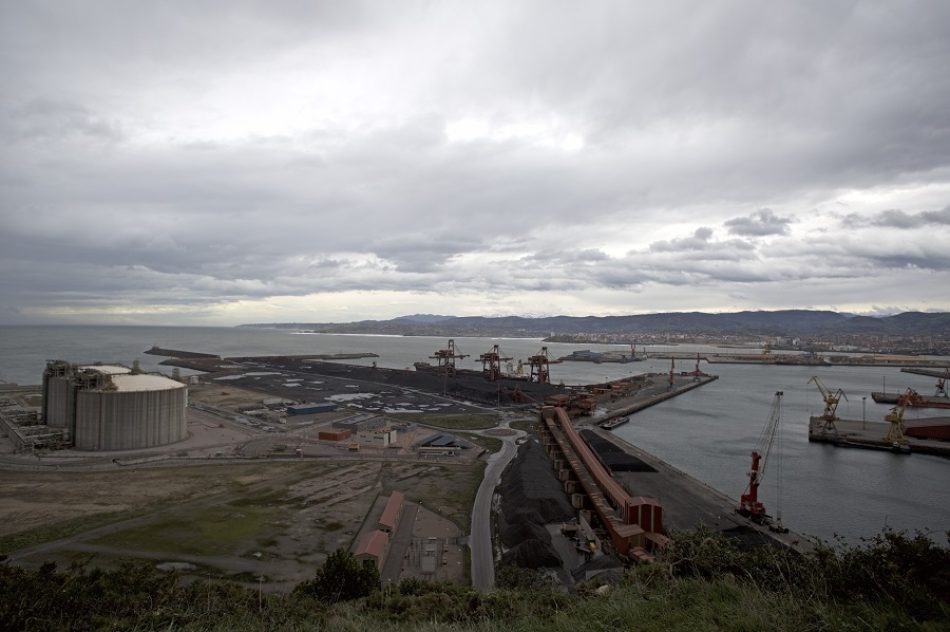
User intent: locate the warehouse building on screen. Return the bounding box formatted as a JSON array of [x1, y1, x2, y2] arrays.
[[377, 491, 405, 534], [287, 402, 337, 415], [42, 361, 188, 451], [333, 413, 385, 433], [354, 529, 388, 571]]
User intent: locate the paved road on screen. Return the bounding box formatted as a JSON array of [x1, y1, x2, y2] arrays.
[[469, 418, 526, 590]]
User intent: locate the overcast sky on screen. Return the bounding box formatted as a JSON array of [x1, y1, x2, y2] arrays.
[[2, 1, 949, 325]]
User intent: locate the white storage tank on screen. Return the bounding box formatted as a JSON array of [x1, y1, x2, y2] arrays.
[[74, 374, 187, 450], [42, 361, 187, 451]]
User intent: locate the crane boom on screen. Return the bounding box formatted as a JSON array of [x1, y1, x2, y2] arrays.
[[809, 376, 846, 431], [884, 388, 912, 447], [738, 391, 783, 524]]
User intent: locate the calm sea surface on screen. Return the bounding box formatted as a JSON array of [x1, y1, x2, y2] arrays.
[[1, 325, 947, 543]]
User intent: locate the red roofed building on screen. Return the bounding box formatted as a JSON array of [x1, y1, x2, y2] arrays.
[[377, 491, 405, 534], [354, 529, 388, 571]]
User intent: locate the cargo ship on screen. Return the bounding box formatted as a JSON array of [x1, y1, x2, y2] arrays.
[[870, 390, 950, 409], [558, 349, 643, 364]]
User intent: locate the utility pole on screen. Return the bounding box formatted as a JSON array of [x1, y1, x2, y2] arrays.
[[862, 396, 867, 430]]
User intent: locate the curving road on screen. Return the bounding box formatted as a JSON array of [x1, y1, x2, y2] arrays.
[[469, 418, 526, 590]]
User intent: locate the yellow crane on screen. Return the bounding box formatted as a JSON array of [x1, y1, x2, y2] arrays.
[[809, 376, 847, 432], [884, 388, 911, 448]]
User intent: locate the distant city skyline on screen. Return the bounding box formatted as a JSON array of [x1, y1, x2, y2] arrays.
[[2, 2, 949, 325]]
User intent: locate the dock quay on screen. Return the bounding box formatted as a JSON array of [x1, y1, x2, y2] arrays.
[[651, 352, 950, 369], [144, 346, 220, 359], [581, 424, 808, 551], [533, 404, 807, 562], [901, 367, 950, 379], [597, 374, 719, 428], [808, 417, 950, 457]]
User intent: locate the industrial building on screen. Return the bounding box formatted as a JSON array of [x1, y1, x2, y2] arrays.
[[377, 491, 405, 534], [354, 529, 389, 571], [358, 428, 398, 448], [287, 402, 337, 415], [333, 413, 385, 433], [42, 361, 188, 451]]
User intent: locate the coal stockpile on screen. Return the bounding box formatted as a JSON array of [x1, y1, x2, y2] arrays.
[[579, 429, 657, 473], [496, 439, 575, 569], [245, 357, 565, 406]]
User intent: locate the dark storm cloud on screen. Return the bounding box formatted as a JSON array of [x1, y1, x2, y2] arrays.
[[724, 209, 793, 236], [1, 1, 949, 321]]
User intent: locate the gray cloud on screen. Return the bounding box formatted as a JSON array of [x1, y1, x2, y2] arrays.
[[1, 1, 949, 322], [725, 209, 793, 236], [870, 206, 950, 229]]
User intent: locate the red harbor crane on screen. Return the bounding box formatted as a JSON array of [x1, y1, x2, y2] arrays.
[[479, 344, 512, 382], [429, 339, 468, 376], [528, 347, 551, 384], [738, 391, 786, 531]]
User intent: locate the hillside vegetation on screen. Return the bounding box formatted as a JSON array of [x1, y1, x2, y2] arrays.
[[242, 310, 950, 338], [1, 529, 947, 631]]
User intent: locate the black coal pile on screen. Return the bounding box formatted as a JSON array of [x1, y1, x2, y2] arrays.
[[497, 439, 575, 569], [501, 539, 561, 568], [580, 429, 657, 472]]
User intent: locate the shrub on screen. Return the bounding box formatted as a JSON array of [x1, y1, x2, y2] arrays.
[[294, 548, 380, 603]]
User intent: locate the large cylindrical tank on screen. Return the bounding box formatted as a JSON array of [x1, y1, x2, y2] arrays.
[[74, 375, 187, 450]]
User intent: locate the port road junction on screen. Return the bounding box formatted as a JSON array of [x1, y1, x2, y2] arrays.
[[1, 349, 805, 592]]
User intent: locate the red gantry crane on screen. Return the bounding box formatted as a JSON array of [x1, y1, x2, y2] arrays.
[[429, 339, 468, 376], [479, 344, 512, 382], [528, 347, 551, 384], [738, 391, 787, 531]]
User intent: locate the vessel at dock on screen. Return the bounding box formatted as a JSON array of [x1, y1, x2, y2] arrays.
[[558, 347, 643, 364], [871, 390, 950, 409], [807, 416, 950, 457], [600, 415, 630, 430]]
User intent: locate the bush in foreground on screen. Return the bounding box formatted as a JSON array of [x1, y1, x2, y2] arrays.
[[0, 529, 946, 631]]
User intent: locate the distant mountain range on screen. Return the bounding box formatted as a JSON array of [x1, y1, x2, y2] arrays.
[[240, 310, 950, 338]]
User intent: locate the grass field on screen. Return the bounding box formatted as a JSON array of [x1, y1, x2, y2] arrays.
[[394, 412, 500, 430], [509, 418, 537, 433], [98, 504, 280, 556], [0, 509, 140, 556]]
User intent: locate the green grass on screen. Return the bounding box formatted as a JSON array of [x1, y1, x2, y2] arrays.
[[97, 505, 278, 556], [440, 461, 485, 531], [508, 418, 537, 433], [0, 509, 141, 555], [394, 413, 500, 430]]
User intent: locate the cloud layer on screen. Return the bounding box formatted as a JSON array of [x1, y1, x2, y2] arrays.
[[1, 1, 949, 324]]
